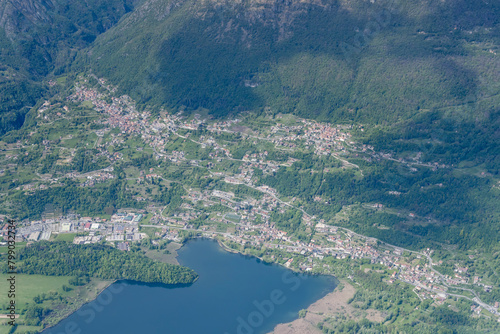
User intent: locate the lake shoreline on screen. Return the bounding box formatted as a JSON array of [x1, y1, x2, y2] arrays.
[[216, 238, 326, 275], [39, 241, 185, 333], [215, 237, 342, 333], [268, 280, 353, 334], [268, 279, 385, 334], [41, 279, 116, 333], [38, 239, 221, 332], [41, 237, 338, 334]]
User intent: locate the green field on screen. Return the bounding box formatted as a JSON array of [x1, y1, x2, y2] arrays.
[[56, 76, 67, 85], [0, 243, 26, 254], [54, 233, 77, 242], [0, 274, 72, 310], [0, 274, 73, 334], [0, 274, 114, 334], [81, 100, 94, 108]]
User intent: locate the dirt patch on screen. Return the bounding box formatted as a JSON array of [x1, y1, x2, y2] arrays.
[[269, 280, 384, 334]]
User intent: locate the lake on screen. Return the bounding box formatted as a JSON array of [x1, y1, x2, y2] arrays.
[[44, 239, 337, 334]]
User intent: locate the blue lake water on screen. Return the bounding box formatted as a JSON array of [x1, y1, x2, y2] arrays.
[[44, 239, 336, 334]]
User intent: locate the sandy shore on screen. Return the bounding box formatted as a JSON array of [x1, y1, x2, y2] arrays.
[[269, 280, 383, 334]]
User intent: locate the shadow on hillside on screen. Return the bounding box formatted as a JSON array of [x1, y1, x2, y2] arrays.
[[133, 0, 499, 120]]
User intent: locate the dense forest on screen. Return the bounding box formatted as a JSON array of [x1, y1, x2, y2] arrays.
[[13, 241, 198, 285], [85, 0, 499, 122], [71, 149, 110, 173], [0, 0, 138, 135], [261, 157, 499, 251]]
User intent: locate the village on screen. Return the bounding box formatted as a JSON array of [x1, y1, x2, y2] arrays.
[[1, 74, 499, 324], [2, 189, 499, 319]]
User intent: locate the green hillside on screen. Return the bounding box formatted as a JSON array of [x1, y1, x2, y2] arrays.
[[0, 0, 139, 135], [84, 0, 500, 122], [0, 1, 498, 332], [74, 0, 500, 179]]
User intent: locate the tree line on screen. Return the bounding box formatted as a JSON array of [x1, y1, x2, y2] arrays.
[[12, 241, 198, 285]]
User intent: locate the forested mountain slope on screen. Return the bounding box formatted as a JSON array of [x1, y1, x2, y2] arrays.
[[75, 0, 500, 173], [84, 0, 500, 121], [0, 0, 140, 134]]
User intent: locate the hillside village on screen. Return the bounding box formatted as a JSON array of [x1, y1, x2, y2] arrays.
[[1, 75, 499, 324]]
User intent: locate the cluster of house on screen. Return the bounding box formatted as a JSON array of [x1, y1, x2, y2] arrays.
[[265, 120, 351, 156], [154, 227, 181, 242], [165, 150, 186, 162], [80, 172, 115, 187], [169, 203, 500, 316], [52, 76, 499, 318], [71, 85, 144, 135], [206, 119, 241, 133], [36, 100, 70, 121], [29, 193, 493, 316], [164, 211, 201, 227], [71, 81, 243, 167]]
